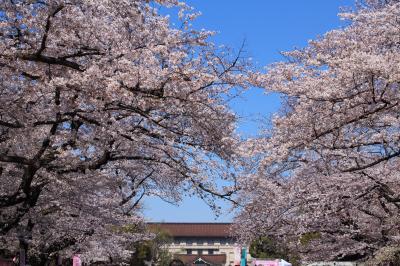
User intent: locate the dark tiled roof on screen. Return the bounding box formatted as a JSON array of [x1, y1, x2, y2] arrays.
[[174, 254, 227, 265], [147, 223, 232, 238]]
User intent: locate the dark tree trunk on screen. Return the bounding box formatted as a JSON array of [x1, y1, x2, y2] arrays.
[[18, 240, 27, 266]]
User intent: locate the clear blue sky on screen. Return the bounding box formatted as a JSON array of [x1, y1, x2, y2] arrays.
[[143, 0, 354, 222]]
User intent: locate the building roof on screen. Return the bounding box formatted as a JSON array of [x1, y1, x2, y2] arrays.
[[174, 254, 227, 265], [147, 223, 232, 238]]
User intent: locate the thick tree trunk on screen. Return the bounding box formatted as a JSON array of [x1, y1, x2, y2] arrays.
[[18, 219, 34, 266], [18, 240, 27, 266]]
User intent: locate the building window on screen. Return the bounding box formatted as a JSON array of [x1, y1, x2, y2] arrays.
[[186, 249, 192, 255], [198, 249, 203, 255], [208, 249, 214, 255]]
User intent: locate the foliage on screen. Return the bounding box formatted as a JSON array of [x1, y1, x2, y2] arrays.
[[249, 237, 285, 259], [130, 227, 172, 266], [235, 0, 400, 262], [249, 237, 300, 266], [0, 0, 253, 262], [299, 232, 321, 246]]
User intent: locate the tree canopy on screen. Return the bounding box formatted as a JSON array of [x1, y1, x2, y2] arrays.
[[2, 0, 400, 264], [0, 0, 251, 262], [235, 0, 400, 262]]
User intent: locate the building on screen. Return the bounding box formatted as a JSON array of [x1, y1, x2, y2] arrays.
[[148, 223, 246, 266]]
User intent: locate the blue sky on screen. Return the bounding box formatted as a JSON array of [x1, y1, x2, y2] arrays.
[[143, 0, 354, 222]]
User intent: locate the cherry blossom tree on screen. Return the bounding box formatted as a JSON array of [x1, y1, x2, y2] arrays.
[[0, 0, 251, 263], [235, 0, 400, 262]]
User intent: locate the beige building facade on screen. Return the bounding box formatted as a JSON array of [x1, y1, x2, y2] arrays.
[[148, 223, 245, 266]]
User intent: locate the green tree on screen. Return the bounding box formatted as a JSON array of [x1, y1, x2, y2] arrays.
[[130, 227, 172, 266], [249, 237, 285, 259], [249, 237, 300, 266]]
